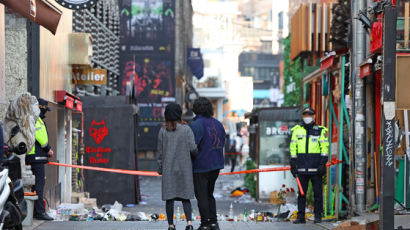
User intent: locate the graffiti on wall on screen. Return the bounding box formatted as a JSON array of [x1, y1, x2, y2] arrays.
[[87, 120, 111, 164]]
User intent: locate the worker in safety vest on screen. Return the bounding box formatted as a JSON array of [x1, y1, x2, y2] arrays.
[[26, 98, 54, 221], [290, 107, 329, 224]]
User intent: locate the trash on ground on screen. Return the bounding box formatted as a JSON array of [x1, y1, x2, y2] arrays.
[[333, 220, 379, 230], [231, 187, 249, 197], [111, 201, 123, 213]]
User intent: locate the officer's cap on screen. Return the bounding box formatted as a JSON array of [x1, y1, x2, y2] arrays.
[[302, 107, 315, 115], [38, 98, 51, 111]]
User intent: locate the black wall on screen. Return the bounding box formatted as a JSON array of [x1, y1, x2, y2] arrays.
[[82, 96, 139, 205]]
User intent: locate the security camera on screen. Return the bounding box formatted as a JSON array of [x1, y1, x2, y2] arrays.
[[356, 10, 372, 30]]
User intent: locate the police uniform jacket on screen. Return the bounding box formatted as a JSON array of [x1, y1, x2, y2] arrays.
[[290, 124, 329, 174], [26, 117, 50, 164]]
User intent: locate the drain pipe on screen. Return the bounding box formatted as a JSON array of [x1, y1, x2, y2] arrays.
[[352, 0, 367, 213]]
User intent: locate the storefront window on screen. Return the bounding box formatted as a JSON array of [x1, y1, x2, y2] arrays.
[[259, 121, 298, 165]]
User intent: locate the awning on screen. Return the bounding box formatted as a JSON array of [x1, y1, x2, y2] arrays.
[[55, 90, 82, 112], [0, 0, 62, 35], [258, 107, 301, 122], [320, 51, 336, 71], [303, 68, 323, 83]]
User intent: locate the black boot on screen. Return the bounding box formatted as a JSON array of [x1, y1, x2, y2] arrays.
[[186, 225, 194, 230], [210, 223, 220, 230], [34, 213, 54, 221], [196, 224, 209, 230], [293, 218, 306, 224], [314, 217, 322, 223], [168, 225, 176, 230]]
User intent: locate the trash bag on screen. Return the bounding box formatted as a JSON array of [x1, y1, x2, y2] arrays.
[[231, 190, 245, 197], [136, 212, 149, 221], [151, 213, 159, 221], [276, 211, 290, 219], [101, 204, 112, 213], [111, 201, 123, 213], [126, 214, 142, 221], [104, 209, 121, 221]]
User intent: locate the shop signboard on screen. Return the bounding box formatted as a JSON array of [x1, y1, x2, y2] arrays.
[[72, 68, 107, 85], [359, 63, 371, 78], [119, 0, 175, 150]]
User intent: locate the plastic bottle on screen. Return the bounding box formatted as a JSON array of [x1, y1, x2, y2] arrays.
[[176, 207, 181, 221], [61, 209, 66, 221], [56, 206, 61, 221], [243, 208, 248, 222], [65, 209, 70, 221], [192, 209, 195, 221], [62, 209, 66, 221], [228, 203, 234, 220]]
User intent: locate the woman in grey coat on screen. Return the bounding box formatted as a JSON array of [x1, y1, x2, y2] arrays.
[[157, 103, 197, 230]]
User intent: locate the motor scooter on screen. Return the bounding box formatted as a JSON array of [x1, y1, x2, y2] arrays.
[[0, 146, 27, 230]]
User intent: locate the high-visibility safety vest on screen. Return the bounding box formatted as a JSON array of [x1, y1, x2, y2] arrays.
[[27, 117, 49, 163], [290, 124, 329, 174]]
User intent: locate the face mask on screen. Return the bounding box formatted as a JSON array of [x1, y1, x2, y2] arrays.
[[40, 108, 47, 119], [303, 117, 313, 124]]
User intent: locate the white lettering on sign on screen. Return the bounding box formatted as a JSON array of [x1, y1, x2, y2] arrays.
[[384, 120, 394, 167], [72, 68, 107, 85], [265, 126, 291, 136]]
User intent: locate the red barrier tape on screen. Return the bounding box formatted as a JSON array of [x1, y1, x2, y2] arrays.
[[48, 159, 343, 177], [48, 162, 161, 176]]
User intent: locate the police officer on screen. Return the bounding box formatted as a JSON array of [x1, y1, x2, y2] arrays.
[[26, 98, 54, 221], [290, 107, 329, 224]]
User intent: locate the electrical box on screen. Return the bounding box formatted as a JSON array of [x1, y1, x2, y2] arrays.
[[69, 33, 92, 66], [396, 55, 410, 110]]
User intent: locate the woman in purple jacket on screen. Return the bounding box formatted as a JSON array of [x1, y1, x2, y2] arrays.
[[189, 97, 225, 230]]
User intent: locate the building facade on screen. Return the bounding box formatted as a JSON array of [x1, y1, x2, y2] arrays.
[[239, 52, 282, 108], [288, 0, 410, 218], [192, 0, 241, 121]]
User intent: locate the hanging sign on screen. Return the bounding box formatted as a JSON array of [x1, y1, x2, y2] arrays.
[[359, 63, 371, 78], [72, 68, 107, 85], [187, 48, 204, 79], [54, 0, 98, 10]]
